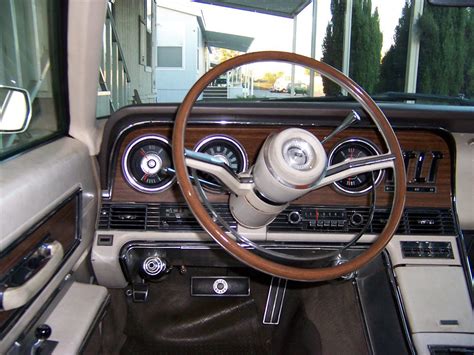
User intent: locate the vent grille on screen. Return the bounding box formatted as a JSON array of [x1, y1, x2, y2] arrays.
[[99, 204, 147, 230], [99, 203, 457, 236], [405, 209, 456, 235], [98, 203, 236, 231]]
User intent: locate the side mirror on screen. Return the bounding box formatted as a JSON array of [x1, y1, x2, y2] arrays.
[[0, 86, 32, 134]]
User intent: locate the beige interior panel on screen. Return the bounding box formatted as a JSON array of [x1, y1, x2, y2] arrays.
[[453, 133, 474, 230], [45, 282, 108, 354], [395, 265, 474, 333]]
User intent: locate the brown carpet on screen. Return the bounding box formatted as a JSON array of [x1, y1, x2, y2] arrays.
[[98, 267, 368, 355]]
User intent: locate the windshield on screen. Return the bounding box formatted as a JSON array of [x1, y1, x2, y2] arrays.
[[96, 0, 473, 115]]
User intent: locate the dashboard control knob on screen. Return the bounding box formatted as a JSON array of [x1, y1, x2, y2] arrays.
[[141, 256, 168, 279], [350, 213, 364, 226], [213, 279, 229, 295], [288, 211, 302, 224], [31, 324, 52, 355], [35, 324, 51, 340]]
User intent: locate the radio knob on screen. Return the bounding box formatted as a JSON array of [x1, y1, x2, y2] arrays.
[[350, 213, 364, 226], [288, 211, 302, 224]]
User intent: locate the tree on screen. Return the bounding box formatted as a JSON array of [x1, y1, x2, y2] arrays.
[[262, 71, 284, 85], [464, 10, 474, 98], [378, 2, 410, 92], [417, 4, 467, 96], [322, 0, 383, 95], [379, 1, 473, 98], [215, 48, 241, 64]]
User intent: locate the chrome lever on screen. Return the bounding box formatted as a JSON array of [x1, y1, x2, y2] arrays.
[[321, 110, 361, 144]]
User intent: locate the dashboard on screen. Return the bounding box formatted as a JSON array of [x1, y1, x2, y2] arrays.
[[97, 103, 457, 240], [90, 102, 474, 355]]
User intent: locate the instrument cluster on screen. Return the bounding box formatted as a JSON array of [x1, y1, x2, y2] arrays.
[[121, 133, 385, 196]]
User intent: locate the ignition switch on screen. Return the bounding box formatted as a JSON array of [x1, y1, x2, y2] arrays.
[[140, 256, 169, 280]]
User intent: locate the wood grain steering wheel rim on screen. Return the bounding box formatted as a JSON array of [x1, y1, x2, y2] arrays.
[[172, 51, 406, 282]]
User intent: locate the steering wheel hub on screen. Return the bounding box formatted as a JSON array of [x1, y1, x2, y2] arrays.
[[282, 138, 316, 171]]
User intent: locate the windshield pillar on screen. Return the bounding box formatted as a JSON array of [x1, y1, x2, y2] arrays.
[[291, 16, 298, 96], [308, 0, 319, 96], [404, 0, 424, 93], [341, 0, 353, 96]]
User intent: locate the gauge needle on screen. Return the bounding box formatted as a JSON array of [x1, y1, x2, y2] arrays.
[[140, 148, 151, 160], [141, 173, 149, 181]]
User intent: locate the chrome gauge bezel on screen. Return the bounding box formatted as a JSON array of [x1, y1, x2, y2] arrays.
[[194, 134, 248, 193], [122, 134, 176, 193], [328, 138, 385, 195]]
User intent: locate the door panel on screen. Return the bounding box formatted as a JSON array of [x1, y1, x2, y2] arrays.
[[0, 137, 98, 352]]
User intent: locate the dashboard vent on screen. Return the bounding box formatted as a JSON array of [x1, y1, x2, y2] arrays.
[[98, 203, 236, 231], [99, 204, 147, 230], [405, 209, 456, 235]]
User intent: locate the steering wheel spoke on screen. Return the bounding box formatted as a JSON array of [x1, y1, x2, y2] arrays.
[[315, 153, 395, 189], [185, 149, 253, 195]]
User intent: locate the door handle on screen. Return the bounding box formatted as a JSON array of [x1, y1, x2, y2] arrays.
[[1, 241, 64, 311]]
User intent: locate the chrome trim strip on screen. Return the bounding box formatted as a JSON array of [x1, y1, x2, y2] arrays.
[[414, 151, 425, 182], [383, 253, 417, 354]]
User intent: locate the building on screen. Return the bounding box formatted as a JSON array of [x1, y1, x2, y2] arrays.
[[96, 0, 254, 115], [155, 1, 253, 103], [97, 0, 157, 117]]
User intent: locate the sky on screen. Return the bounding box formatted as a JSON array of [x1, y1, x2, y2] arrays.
[[173, 0, 407, 79]]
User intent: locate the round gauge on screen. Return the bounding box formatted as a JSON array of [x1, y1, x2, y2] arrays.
[[194, 135, 248, 193], [122, 135, 176, 193], [328, 138, 384, 195]]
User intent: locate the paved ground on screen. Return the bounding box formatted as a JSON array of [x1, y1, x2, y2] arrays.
[[252, 89, 307, 99]]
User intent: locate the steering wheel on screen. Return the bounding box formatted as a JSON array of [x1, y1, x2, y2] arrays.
[[172, 51, 406, 282]]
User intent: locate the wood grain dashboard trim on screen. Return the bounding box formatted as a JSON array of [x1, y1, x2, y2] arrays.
[[98, 103, 473, 190], [109, 125, 452, 208]]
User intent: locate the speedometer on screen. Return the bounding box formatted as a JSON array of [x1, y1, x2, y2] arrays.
[[122, 135, 175, 193], [328, 138, 384, 195], [194, 135, 248, 193]]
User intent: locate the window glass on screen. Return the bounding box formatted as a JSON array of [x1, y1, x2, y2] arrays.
[[96, 0, 473, 112], [0, 0, 63, 159], [157, 47, 183, 68]]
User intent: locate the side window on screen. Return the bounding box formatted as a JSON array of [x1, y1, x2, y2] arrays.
[[0, 0, 65, 160]]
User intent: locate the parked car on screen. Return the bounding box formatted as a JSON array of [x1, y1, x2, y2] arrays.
[[272, 77, 290, 92], [0, 0, 473, 354], [287, 82, 309, 95]]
